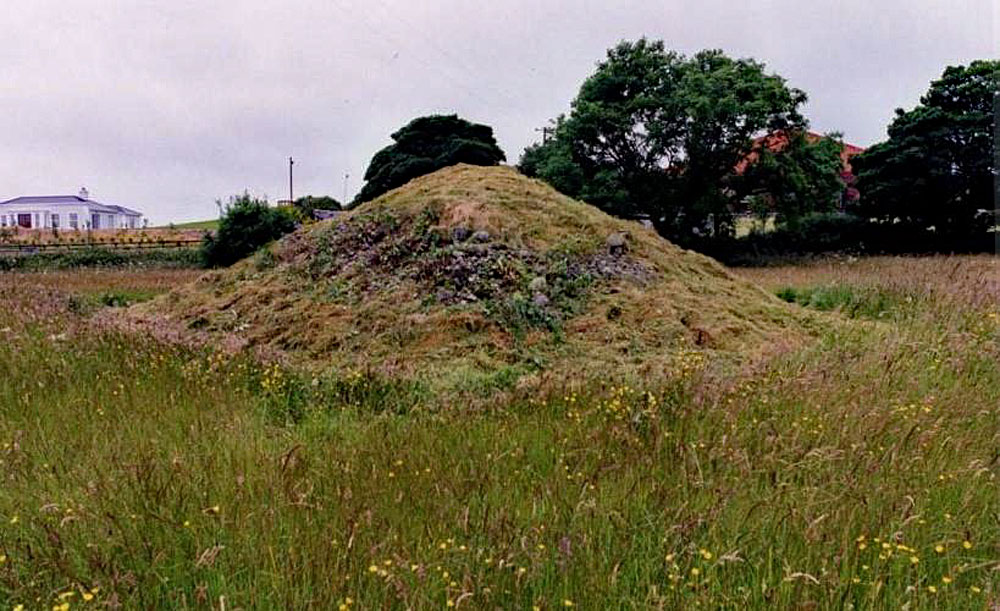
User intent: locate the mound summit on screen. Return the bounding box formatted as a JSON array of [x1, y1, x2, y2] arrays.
[[128, 165, 813, 393]]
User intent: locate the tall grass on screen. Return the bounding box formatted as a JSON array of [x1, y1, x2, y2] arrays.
[[0, 257, 998, 609]]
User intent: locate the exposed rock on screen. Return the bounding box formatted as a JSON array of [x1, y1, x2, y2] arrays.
[[528, 276, 548, 293], [471, 230, 491, 243], [451, 226, 471, 242], [606, 231, 629, 256]]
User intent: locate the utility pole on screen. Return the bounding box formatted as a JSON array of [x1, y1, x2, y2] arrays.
[[535, 126, 553, 144], [288, 156, 294, 204], [343, 173, 350, 204]]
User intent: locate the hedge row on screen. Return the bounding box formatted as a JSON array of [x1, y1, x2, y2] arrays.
[[696, 214, 997, 266], [0, 247, 202, 271]]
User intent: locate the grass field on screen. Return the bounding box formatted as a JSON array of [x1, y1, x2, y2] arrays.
[[161, 220, 220, 231], [0, 256, 998, 609]]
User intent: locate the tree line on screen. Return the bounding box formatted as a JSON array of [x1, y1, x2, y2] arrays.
[[205, 40, 998, 267]]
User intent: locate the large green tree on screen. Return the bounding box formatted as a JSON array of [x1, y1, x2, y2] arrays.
[[741, 131, 846, 230], [852, 60, 998, 238], [355, 114, 506, 204], [519, 40, 835, 242]]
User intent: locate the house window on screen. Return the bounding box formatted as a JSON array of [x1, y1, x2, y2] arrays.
[[69, 213, 78, 229], [51, 213, 60, 229]]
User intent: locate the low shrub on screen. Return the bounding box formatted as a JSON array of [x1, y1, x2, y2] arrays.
[[775, 284, 915, 319], [200, 193, 298, 268]]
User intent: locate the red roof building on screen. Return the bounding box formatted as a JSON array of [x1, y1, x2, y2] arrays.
[[736, 131, 864, 173], [736, 130, 866, 203]]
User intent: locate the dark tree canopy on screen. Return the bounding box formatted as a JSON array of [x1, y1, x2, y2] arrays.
[[201, 193, 298, 268], [355, 114, 506, 204], [852, 60, 999, 238], [518, 39, 837, 243]]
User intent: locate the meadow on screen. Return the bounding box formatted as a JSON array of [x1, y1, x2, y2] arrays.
[[0, 256, 997, 609]]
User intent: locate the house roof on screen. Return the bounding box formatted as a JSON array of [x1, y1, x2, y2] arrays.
[[0, 195, 142, 216], [735, 130, 866, 175]]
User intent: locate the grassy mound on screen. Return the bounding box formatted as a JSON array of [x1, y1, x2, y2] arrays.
[[126, 165, 816, 395]]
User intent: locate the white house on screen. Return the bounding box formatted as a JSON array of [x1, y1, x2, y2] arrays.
[[0, 189, 144, 230]]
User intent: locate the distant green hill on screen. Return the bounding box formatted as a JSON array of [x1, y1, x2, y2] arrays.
[[157, 219, 219, 231]]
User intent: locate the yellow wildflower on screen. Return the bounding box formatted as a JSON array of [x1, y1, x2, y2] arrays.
[[934, 544, 945, 554], [962, 540, 972, 549]]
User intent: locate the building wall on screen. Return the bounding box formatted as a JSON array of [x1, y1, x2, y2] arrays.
[[0, 204, 141, 229]]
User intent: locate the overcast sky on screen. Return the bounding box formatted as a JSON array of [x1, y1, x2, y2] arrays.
[[1, 0, 995, 224]]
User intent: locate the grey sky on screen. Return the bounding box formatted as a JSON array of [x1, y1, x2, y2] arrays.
[[1, 0, 995, 224]]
